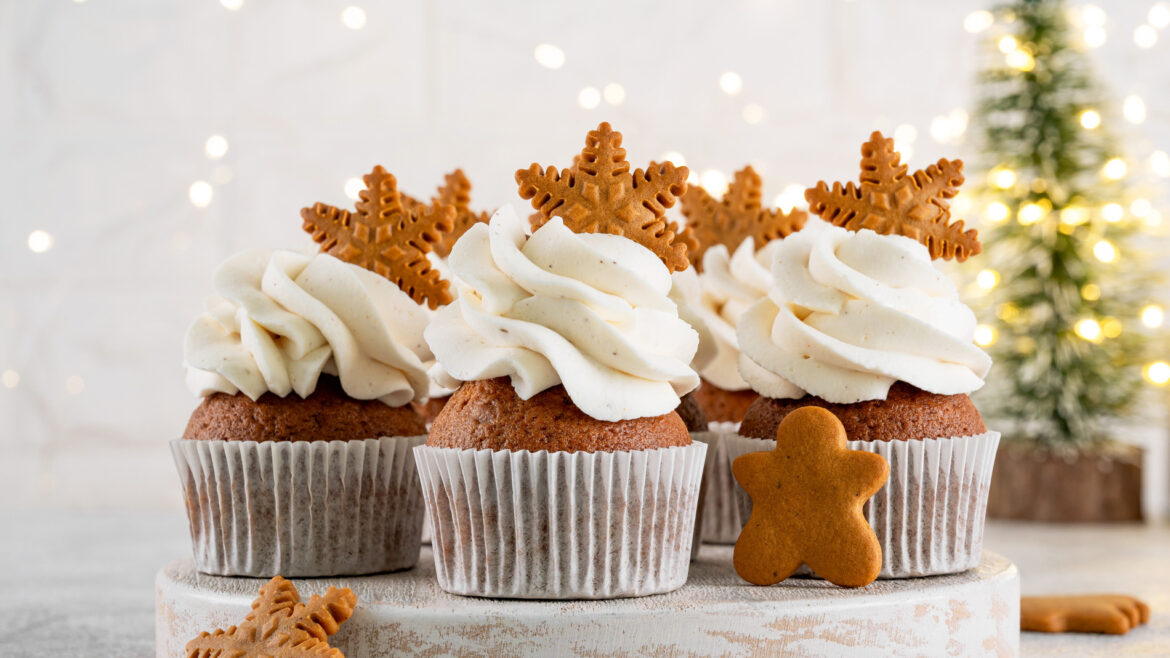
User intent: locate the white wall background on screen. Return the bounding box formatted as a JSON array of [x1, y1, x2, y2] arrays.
[[2, 0, 1169, 510]]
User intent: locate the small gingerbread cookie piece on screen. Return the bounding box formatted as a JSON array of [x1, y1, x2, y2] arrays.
[[186, 575, 357, 657], [732, 406, 889, 588], [1021, 594, 1151, 635]]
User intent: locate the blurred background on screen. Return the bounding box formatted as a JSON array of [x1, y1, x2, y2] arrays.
[[1, 0, 1169, 518]]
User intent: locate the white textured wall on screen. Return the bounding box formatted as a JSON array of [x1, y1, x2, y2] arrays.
[[2, 0, 1168, 509]]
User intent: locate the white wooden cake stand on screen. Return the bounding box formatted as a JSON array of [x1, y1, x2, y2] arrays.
[[156, 546, 1020, 657]]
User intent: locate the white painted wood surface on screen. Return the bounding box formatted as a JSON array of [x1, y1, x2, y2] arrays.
[[156, 547, 1020, 657]]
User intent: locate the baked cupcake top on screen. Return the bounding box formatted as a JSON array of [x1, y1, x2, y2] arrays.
[[737, 132, 990, 404], [426, 205, 700, 421], [184, 249, 433, 407], [426, 122, 703, 422]]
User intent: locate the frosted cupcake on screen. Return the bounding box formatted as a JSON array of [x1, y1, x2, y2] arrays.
[[727, 132, 998, 578], [676, 166, 807, 544], [173, 166, 454, 577], [416, 123, 707, 599]]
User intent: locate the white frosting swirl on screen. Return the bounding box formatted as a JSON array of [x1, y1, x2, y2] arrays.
[[737, 223, 991, 403], [184, 249, 432, 407], [686, 237, 784, 390], [668, 267, 716, 373], [425, 205, 700, 421]]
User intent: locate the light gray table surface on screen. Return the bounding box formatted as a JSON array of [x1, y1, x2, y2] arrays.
[[0, 510, 1167, 657]]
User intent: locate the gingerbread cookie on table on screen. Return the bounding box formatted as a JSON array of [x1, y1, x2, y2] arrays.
[[1021, 594, 1150, 635]]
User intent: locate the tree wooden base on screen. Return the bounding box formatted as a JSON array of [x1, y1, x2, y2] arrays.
[[987, 442, 1143, 522]]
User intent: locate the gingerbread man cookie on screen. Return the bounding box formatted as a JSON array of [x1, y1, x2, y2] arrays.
[[1021, 594, 1150, 635], [732, 406, 889, 588]]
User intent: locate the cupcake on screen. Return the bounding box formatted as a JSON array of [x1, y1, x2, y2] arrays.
[[726, 132, 997, 578], [676, 166, 807, 544], [415, 123, 707, 599], [173, 166, 454, 577]]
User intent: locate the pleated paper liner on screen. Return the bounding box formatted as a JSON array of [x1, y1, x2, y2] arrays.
[[171, 435, 427, 577], [415, 442, 707, 599], [689, 429, 719, 559], [699, 422, 743, 545], [724, 431, 1000, 579]]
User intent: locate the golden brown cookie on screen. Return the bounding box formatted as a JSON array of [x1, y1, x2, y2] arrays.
[[732, 406, 889, 588], [183, 376, 426, 442], [427, 377, 690, 452], [740, 382, 986, 443], [680, 165, 807, 269], [805, 131, 980, 261], [186, 575, 357, 657], [301, 165, 455, 309], [516, 122, 695, 272], [1021, 594, 1151, 635], [404, 169, 491, 258]]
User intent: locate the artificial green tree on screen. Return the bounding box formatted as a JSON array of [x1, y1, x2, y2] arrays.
[[970, 0, 1161, 447]]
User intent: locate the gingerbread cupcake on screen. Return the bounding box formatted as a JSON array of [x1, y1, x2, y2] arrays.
[[173, 166, 454, 577], [725, 132, 998, 578], [674, 166, 807, 545], [415, 123, 707, 599]]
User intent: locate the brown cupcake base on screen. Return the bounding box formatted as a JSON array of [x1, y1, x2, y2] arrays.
[[739, 382, 986, 442], [692, 380, 758, 423], [183, 376, 426, 442], [427, 378, 690, 452]]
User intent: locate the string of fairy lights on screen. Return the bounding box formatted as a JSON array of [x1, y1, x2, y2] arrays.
[[7, 2, 1168, 394], [962, 3, 1170, 387]]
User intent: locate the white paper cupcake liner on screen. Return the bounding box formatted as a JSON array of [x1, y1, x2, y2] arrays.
[[699, 422, 742, 545], [688, 430, 718, 559], [414, 442, 707, 599], [171, 435, 427, 577], [724, 431, 1000, 579]]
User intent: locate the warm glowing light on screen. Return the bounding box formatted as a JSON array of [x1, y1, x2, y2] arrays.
[[965, 10, 994, 33], [991, 167, 1017, 189], [1082, 4, 1107, 26], [1145, 209, 1164, 228], [1142, 304, 1165, 328], [1081, 283, 1102, 301], [1060, 206, 1090, 225], [340, 6, 366, 30], [27, 230, 53, 254], [1146, 361, 1170, 385], [1079, 109, 1101, 129], [204, 134, 229, 159], [977, 269, 1001, 290], [1075, 318, 1102, 341], [344, 177, 364, 201], [701, 169, 729, 197], [719, 72, 743, 96], [998, 35, 1018, 53], [1093, 239, 1117, 262], [894, 124, 918, 145], [660, 151, 686, 167], [1102, 317, 1123, 338], [742, 103, 765, 125], [603, 83, 625, 106], [65, 375, 85, 395], [774, 184, 806, 213], [577, 86, 600, 109], [1018, 202, 1048, 225], [220, 0, 242, 10], [1151, 151, 1170, 177], [1131, 198, 1152, 218], [974, 325, 998, 347], [1102, 202, 1124, 222], [189, 181, 213, 208], [998, 303, 1021, 322], [1083, 25, 1107, 48], [1151, 3, 1170, 29], [1135, 24, 1158, 48], [1, 370, 18, 388], [1102, 158, 1127, 180], [1006, 49, 1035, 71], [985, 201, 1010, 223], [533, 44, 565, 69], [1123, 95, 1147, 124], [686, 169, 699, 186]]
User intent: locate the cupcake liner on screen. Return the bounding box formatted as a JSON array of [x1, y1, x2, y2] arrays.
[[688, 430, 719, 560], [724, 431, 1000, 578], [699, 422, 743, 545], [414, 442, 707, 599], [171, 435, 427, 577]]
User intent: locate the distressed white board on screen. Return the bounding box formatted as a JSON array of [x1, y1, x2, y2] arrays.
[[156, 547, 1020, 657]]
